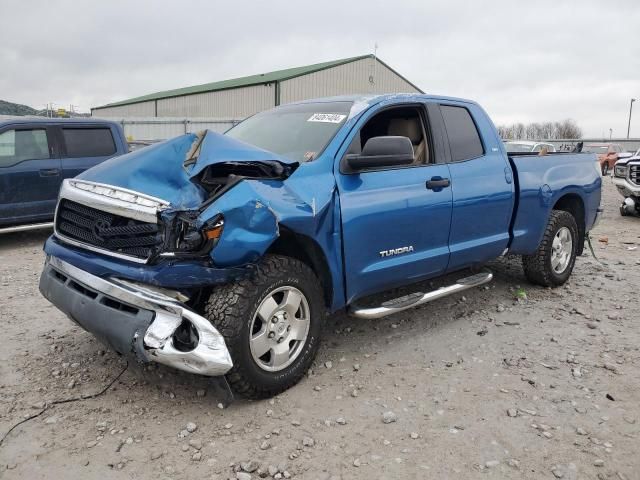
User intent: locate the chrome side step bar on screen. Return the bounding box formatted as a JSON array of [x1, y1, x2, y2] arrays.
[[349, 271, 493, 319], [0, 222, 54, 234]]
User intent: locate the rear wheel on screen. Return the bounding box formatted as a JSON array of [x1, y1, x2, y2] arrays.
[[522, 210, 578, 287], [204, 255, 324, 399]]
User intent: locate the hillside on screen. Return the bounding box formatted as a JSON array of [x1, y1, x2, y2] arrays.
[[0, 99, 39, 116]]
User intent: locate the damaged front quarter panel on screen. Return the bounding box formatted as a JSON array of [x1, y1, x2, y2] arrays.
[[186, 133, 342, 304], [197, 181, 282, 266], [163, 132, 298, 263]]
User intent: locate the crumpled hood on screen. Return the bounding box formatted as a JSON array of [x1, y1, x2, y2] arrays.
[[78, 130, 296, 209]]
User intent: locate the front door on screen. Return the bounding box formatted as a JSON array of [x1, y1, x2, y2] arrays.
[[0, 126, 62, 226], [336, 104, 453, 303]]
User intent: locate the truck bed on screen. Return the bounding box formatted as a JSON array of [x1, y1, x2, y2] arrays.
[[507, 152, 601, 255]]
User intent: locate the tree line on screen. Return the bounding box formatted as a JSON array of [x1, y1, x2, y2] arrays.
[[497, 119, 582, 140]]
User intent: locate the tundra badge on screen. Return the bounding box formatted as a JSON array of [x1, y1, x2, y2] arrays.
[[379, 246, 414, 257]]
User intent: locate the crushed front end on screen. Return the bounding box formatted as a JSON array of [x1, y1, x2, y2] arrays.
[[38, 130, 298, 377], [40, 255, 233, 376], [39, 178, 236, 375]]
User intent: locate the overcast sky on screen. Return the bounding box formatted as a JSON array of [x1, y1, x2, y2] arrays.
[[2, 0, 639, 137]]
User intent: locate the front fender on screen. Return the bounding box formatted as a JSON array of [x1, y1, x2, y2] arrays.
[[199, 181, 281, 266], [196, 169, 347, 311]]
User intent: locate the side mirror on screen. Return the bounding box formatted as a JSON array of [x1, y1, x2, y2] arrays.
[[345, 136, 414, 171]]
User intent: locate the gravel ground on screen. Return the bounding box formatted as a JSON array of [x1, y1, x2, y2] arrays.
[[0, 179, 638, 480]]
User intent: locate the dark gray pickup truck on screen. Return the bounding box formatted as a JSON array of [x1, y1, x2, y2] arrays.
[[0, 118, 127, 233]]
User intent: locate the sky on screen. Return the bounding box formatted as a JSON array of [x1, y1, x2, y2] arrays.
[[1, 0, 639, 137]]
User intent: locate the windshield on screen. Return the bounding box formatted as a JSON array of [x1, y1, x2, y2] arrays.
[[504, 142, 534, 153], [582, 145, 609, 154], [225, 101, 353, 162]]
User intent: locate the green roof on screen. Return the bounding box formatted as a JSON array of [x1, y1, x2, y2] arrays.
[[94, 55, 421, 109]]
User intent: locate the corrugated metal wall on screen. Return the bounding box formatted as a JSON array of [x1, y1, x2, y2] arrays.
[[90, 117, 240, 141], [92, 100, 156, 117], [92, 60, 418, 119], [279, 58, 419, 104], [156, 84, 275, 117]]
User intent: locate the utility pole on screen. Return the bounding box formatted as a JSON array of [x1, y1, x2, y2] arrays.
[[369, 43, 378, 93], [373, 42, 378, 90], [609, 128, 612, 140], [628, 98, 636, 139]]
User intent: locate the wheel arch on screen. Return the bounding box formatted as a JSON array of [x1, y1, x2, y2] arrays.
[[553, 193, 585, 255], [266, 228, 333, 308]]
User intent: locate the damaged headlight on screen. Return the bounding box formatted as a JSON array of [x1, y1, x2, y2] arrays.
[[161, 214, 224, 258], [614, 164, 628, 178]]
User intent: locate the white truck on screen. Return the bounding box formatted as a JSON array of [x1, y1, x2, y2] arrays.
[[613, 148, 640, 216]]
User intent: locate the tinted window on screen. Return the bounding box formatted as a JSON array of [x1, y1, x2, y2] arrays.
[[62, 128, 116, 158], [0, 129, 50, 167], [441, 105, 484, 161]]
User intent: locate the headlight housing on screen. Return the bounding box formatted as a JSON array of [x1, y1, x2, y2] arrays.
[[160, 214, 224, 259], [614, 164, 627, 178]]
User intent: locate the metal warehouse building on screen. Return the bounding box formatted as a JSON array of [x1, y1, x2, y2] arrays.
[[91, 55, 422, 120]]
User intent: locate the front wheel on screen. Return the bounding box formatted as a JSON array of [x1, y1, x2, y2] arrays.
[[204, 255, 325, 399], [522, 210, 579, 287], [620, 204, 628, 216]]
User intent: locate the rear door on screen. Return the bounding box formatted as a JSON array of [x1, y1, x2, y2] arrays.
[[436, 103, 515, 271], [0, 125, 62, 226], [336, 102, 453, 303], [58, 125, 119, 179]]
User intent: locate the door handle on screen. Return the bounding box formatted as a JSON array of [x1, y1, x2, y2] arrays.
[[426, 177, 450, 190], [39, 168, 60, 177]]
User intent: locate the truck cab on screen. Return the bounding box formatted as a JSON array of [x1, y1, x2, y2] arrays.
[[321, 97, 515, 301], [0, 118, 127, 232]]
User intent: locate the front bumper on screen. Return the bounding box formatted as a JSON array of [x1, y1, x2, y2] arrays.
[[39, 256, 233, 376], [612, 176, 640, 198], [43, 235, 249, 290]]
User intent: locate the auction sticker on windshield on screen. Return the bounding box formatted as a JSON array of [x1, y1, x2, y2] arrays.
[[307, 113, 347, 123]]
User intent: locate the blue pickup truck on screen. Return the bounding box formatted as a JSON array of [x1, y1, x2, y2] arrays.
[[38, 94, 602, 398], [0, 118, 127, 232]]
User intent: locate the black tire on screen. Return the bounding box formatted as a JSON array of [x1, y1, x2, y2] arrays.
[[522, 210, 579, 287], [620, 204, 628, 216], [204, 255, 324, 399]]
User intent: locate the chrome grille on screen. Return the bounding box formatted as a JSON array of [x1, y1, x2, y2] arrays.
[[56, 199, 162, 260], [630, 165, 640, 185]]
